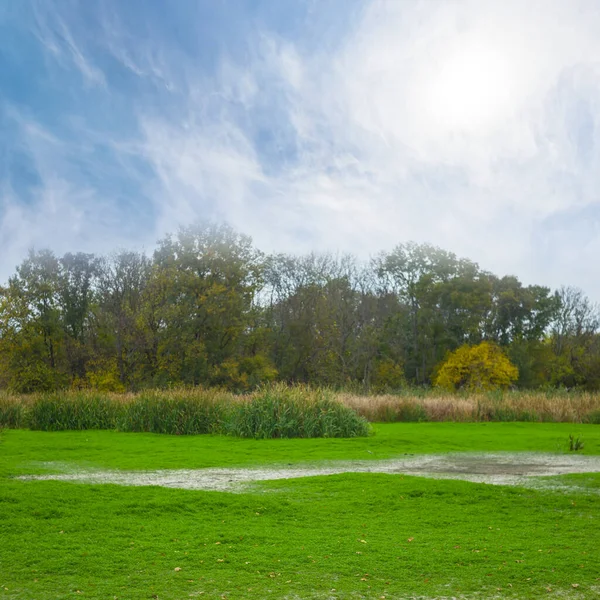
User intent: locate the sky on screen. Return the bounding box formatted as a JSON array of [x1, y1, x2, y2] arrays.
[[1, 0, 600, 298]]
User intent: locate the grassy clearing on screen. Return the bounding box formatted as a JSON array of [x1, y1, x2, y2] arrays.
[[1, 424, 600, 599], [3, 423, 600, 476]]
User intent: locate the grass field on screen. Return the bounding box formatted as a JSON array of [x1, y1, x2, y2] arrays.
[[2, 423, 600, 599]]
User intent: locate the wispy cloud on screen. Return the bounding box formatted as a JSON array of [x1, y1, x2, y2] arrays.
[[30, 1, 105, 87], [2, 0, 600, 298]]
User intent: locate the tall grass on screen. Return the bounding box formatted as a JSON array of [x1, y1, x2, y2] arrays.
[[0, 392, 27, 428], [0, 386, 370, 438], [228, 385, 370, 439], [29, 393, 119, 431], [339, 390, 600, 423], [118, 389, 229, 435], [2, 387, 600, 436]]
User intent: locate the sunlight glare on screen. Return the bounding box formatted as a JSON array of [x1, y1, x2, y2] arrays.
[[425, 39, 516, 134]]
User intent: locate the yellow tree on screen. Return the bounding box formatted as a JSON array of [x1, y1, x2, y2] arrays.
[[434, 341, 518, 392]]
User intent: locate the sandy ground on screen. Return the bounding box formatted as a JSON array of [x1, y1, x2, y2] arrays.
[[16, 452, 600, 492]]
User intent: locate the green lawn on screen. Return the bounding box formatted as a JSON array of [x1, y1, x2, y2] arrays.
[[1, 424, 600, 599]]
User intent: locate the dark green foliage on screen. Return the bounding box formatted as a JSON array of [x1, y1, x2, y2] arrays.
[[227, 385, 371, 438], [0, 397, 25, 428], [118, 393, 226, 435], [585, 410, 600, 424], [14, 387, 370, 438], [29, 393, 119, 431], [569, 434, 585, 451], [1, 223, 599, 393]]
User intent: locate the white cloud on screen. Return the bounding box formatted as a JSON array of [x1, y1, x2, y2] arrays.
[[30, 2, 105, 87], [4, 0, 600, 300], [131, 1, 599, 295]]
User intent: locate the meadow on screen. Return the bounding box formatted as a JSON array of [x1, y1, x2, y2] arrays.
[[2, 388, 600, 598], [1, 421, 600, 599]]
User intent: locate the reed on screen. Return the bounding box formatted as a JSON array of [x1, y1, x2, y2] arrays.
[[2, 387, 600, 435], [229, 384, 371, 439], [338, 389, 600, 423], [28, 391, 120, 431], [0, 391, 28, 428], [118, 389, 231, 435]]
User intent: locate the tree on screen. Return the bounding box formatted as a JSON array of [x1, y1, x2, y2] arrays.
[[95, 251, 150, 388], [151, 223, 265, 387], [434, 342, 518, 392], [547, 287, 600, 389], [59, 252, 100, 382]]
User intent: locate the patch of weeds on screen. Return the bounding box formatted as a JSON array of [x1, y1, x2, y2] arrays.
[[569, 434, 585, 451]]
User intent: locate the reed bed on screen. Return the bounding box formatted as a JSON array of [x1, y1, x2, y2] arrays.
[[0, 385, 369, 438], [228, 386, 370, 439], [338, 390, 600, 423], [1, 387, 599, 437]]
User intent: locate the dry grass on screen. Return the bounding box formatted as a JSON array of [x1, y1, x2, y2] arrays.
[[2, 387, 600, 428], [338, 390, 600, 423]]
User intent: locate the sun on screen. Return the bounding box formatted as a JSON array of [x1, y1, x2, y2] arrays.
[[424, 37, 516, 135]]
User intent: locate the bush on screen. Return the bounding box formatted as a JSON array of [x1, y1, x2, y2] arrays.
[[228, 384, 371, 439]]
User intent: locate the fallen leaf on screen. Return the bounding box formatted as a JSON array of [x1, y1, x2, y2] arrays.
[[408, 538, 414, 543], [174, 567, 182, 572], [572, 584, 580, 588]]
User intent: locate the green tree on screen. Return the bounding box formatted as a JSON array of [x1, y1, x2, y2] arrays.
[[151, 223, 264, 387], [0, 250, 66, 391]]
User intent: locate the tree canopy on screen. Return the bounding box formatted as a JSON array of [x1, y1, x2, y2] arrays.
[[434, 342, 519, 392], [0, 222, 598, 392]]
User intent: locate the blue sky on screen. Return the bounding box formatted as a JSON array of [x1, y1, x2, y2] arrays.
[[2, 0, 600, 299]]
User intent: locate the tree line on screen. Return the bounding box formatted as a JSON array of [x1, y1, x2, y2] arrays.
[[0, 222, 598, 393]]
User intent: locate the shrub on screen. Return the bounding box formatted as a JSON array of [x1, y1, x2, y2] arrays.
[[371, 359, 407, 393], [435, 342, 519, 392], [228, 384, 370, 439]]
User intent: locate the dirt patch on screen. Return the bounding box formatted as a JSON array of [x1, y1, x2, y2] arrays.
[[16, 452, 600, 492]]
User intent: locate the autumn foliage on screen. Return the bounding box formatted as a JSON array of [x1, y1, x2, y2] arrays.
[[0, 223, 598, 392], [434, 342, 519, 392]]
